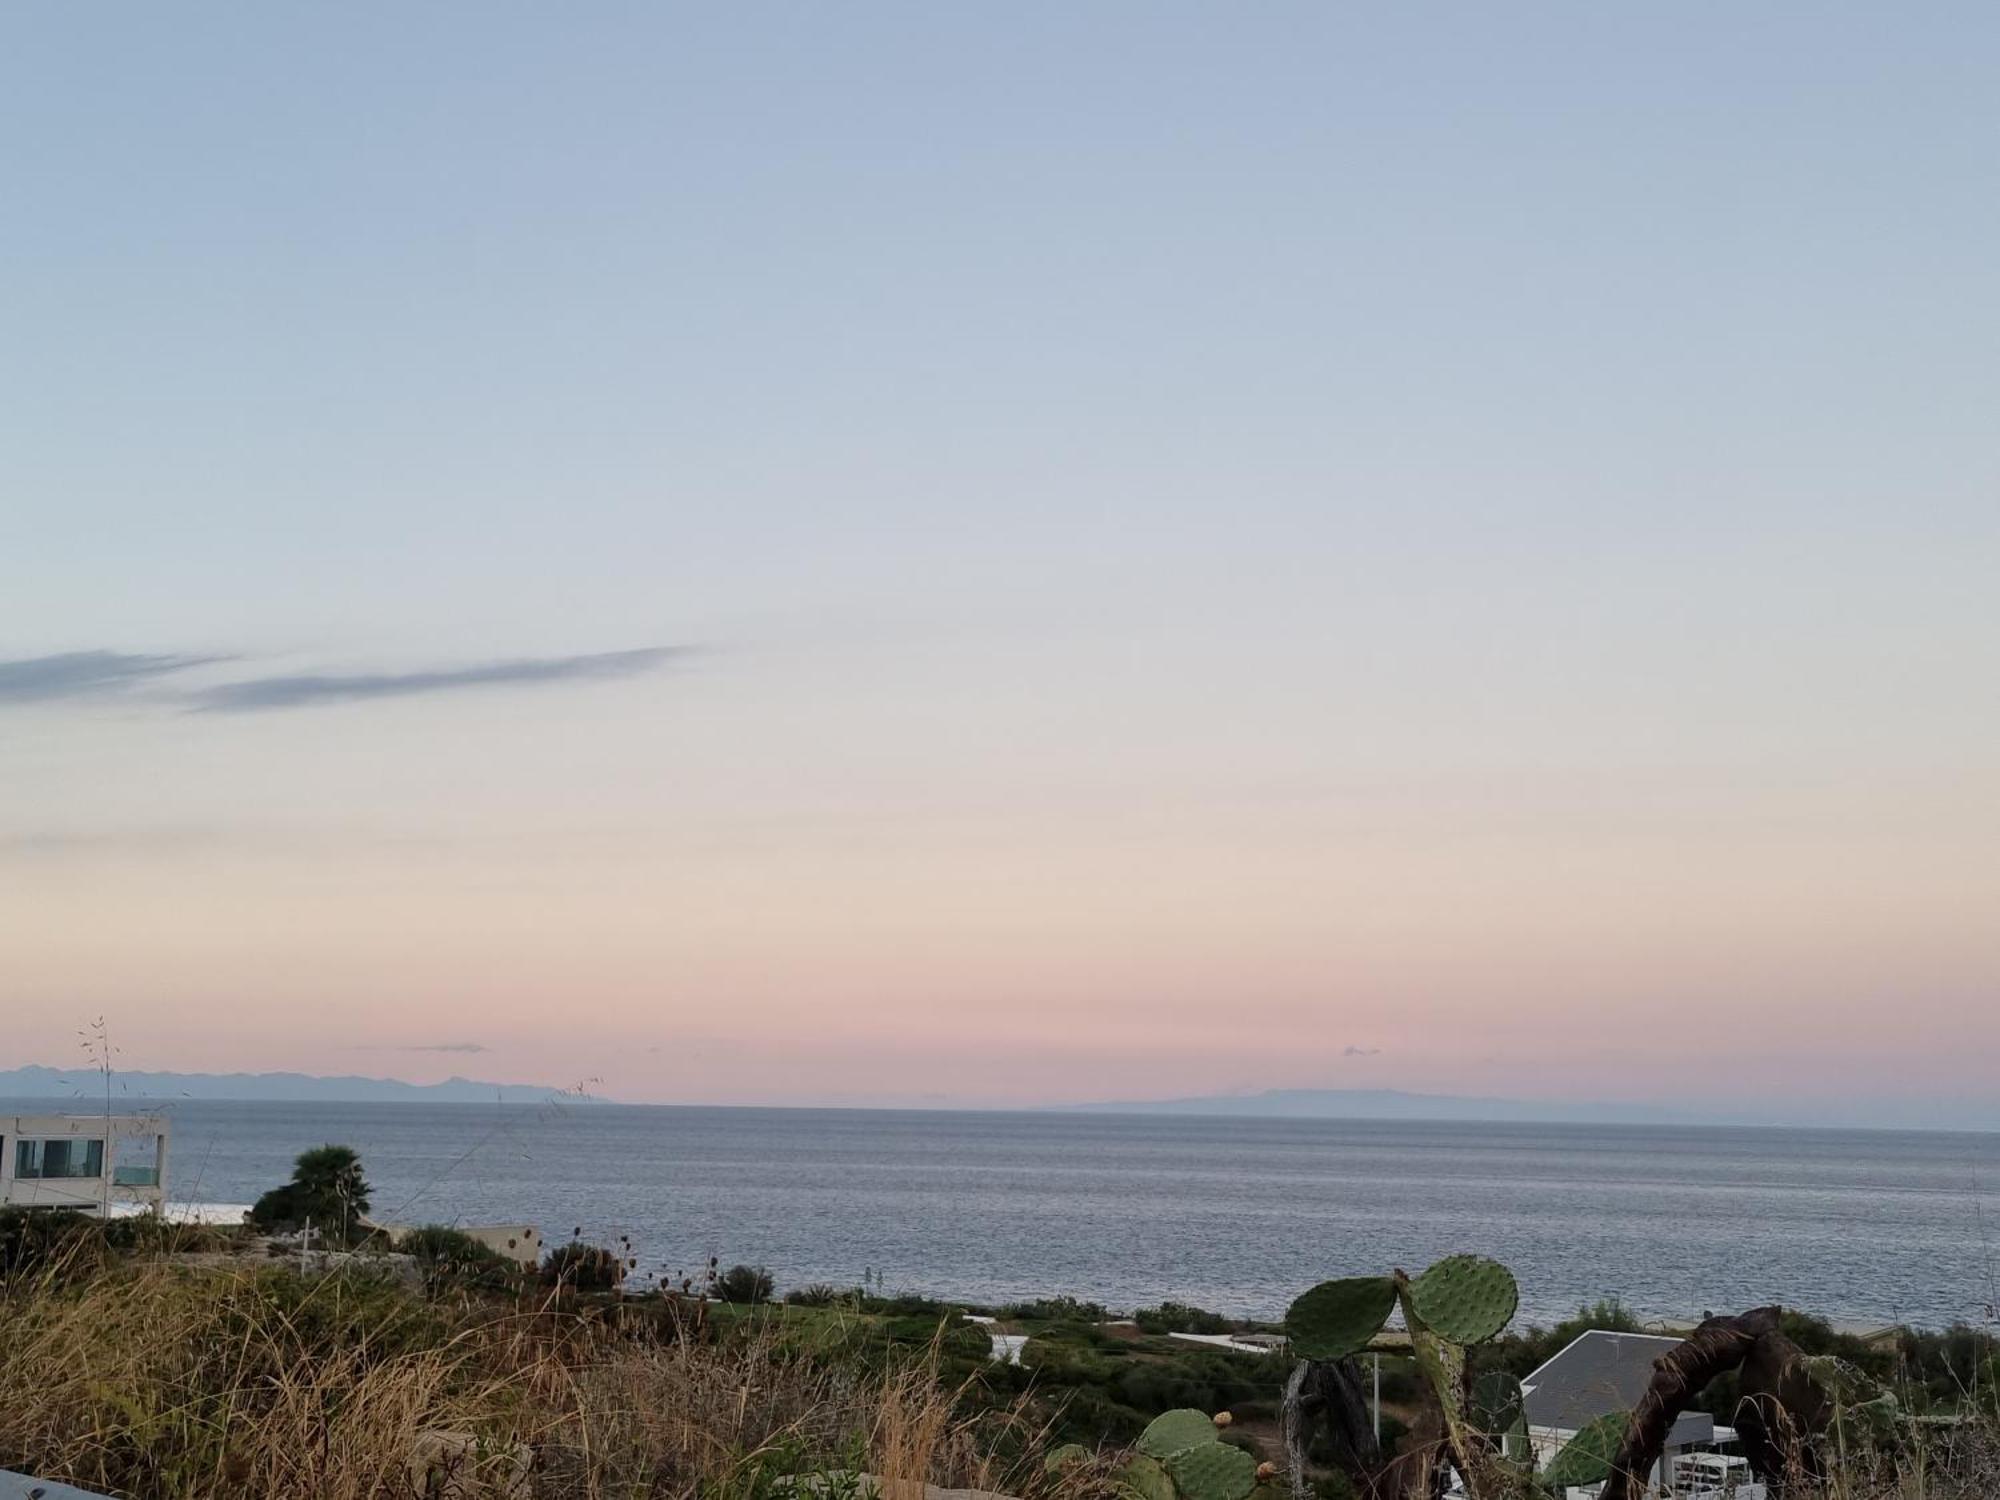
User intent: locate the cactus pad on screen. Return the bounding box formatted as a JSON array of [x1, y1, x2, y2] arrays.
[[1407, 1255, 1518, 1344], [1283, 1276, 1397, 1359], [1137, 1409, 1222, 1460], [1122, 1455, 1178, 1500], [1045, 1444, 1090, 1475], [1164, 1442, 1259, 1500], [1540, 1410, 1630, 1489], [1470, 1370, 1524, 1434]]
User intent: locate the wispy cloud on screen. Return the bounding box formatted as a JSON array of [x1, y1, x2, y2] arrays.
[[189, 647, 679, 713], [399, 1042, 489, 1055], [0, 650, 220, 704], [1343, 1045, 1382, 1057]]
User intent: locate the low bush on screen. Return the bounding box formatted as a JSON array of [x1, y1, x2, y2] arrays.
[[1002, 1294, 1108, 1323], [0, 1207, 106, 1281], [788, 1282, 852, 1307], [716, 1264, 776, 1304], [398, 1225, 520, 1294], [1134, 1301, 1234, 1335], [542, 1240, 626, 1292]]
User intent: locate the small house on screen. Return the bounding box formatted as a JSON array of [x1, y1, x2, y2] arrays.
[[1522, 1329, 1763, 1497], [1, 1113, 169, 1215]]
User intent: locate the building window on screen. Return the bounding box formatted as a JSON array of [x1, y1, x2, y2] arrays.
[[15, 1138, 105, 1180]]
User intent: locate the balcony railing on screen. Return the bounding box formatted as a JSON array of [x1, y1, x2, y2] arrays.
[[112, 1166, 160, 1187]]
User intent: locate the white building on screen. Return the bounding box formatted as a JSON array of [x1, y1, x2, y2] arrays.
[[1, 1114, 169, 1215], [1523, 1329, 1765, 1499]]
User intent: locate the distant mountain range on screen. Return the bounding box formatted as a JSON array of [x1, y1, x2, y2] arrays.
[[1067, 1086, 2000, 1130], [1069, 1087, 1689, 1125], [0, 1065, 596, 1105]]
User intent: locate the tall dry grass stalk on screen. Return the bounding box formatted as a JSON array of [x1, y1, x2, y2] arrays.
[[0, 1254, 1063, 1500]]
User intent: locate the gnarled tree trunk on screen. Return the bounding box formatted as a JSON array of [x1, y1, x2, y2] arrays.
[[1282, 1357, 1382, 1500], [1600, 1307, 1830, 1500]]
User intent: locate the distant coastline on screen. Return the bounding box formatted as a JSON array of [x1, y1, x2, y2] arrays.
[[1065, 1086, 1688, 1126], [4, 1067, 1994, 1132], [0, 1064, 599, 1106]]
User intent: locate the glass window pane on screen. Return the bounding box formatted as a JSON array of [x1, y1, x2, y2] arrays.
[[12, 1138, 106, 1179]]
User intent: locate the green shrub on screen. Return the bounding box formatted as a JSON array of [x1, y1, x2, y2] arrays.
[[0, 1207, 105, 1280], [1134, 1301, 1234, 1335], [880, 1313, 989, 1362], [788, 1282, 851, 1307], [1002, 1295, 1107, 1322], [1044, 1385, 1148, 1446], [247, 1145, 371, 1245], [220, 1262, 452, 1360], [716, 1264, 775, 1304], [542, 1241, 625, 1292], [399, 1225, 518, 1293]]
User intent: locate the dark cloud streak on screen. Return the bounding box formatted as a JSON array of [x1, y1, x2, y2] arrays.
[[189, 647, 679, 712], [0, 650, 221, 703]]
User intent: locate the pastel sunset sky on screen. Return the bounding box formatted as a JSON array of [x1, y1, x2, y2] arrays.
[[5, 6, 1997, 1123]]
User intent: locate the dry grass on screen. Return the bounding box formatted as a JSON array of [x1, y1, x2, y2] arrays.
[[5, 1246, 1992, 1500], [0, 1253, 1069, 1500], [1766, 1419, 2000, 1500]]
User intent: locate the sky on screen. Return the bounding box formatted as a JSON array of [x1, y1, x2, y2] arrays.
[[4, 5, 1997, 1125]]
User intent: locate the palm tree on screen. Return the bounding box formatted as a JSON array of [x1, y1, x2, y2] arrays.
[[249, 1144, 373, 1244]]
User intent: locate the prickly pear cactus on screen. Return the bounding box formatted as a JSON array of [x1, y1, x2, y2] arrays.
[[1163, 1440, 1259, 1500], [1540, 1409, 1630, 1490], [1121, 1454, 1178, 1500], [1137, 1409, 1224, 1460], [1283, 1275, 1397, 1360], [1407, 1254, 1518, 1345], [1130, 1409, 1262, 1500], [1281, 1256, 1525, 1500], [1045, 1443, 1091, 1475]]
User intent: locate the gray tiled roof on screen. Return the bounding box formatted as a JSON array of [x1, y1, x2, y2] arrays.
[[1522, 1330, 1715, 1448]]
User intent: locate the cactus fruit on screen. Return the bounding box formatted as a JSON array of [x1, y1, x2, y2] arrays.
[[1121, 1455, 1178, 1500], [1407, 1255, 1518, 1344], [1469, 1370, 1524, 1434], [1137, 1409, 1226, 1460], [1540, 1409, 1630, 1490], [1163, 1439, 1260, 1500], [1283, 1275, 1398, 1359]]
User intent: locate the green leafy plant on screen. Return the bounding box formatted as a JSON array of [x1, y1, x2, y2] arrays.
[[398, 1224, 519, 1293], [1135, 1302, 1235, 1336], [715, 1263, 775, 1304], [787, 1282, 853, 1308], [1283, 1256, 1524, 1498], [1122, 1409, 1285, 1500], [247, 1144, 372, 1245], [541, 1240, 625, 1292]]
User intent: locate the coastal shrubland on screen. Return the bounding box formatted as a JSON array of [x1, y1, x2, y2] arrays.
[[542, 1239, 629, 1292], [0, 1206, 1994, 1498], [0, 1237, 1066, 1500]]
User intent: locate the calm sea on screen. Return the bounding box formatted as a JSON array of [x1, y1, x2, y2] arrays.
[[9, 1100, 1998, 1330]]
